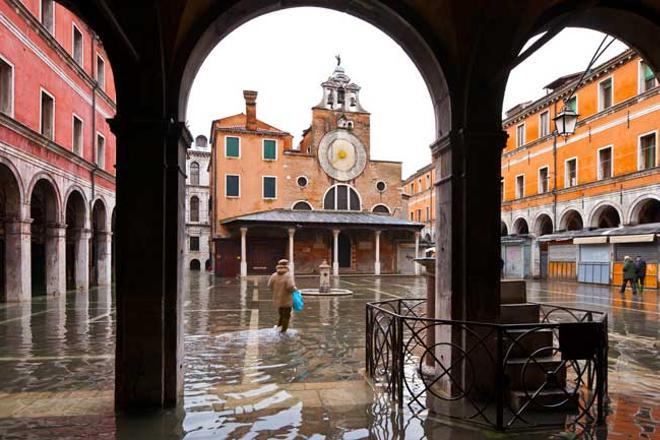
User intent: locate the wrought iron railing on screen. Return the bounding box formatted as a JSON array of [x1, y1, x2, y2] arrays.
[[365, 298, 608, 432]]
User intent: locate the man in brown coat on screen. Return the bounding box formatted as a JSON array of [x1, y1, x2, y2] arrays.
[[267, 259, 297, 333]]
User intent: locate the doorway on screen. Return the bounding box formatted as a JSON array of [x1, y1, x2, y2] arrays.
[[338, 232, 351, 268]]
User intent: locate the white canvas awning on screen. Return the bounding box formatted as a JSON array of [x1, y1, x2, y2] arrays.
[[609, 234, 655, 243], [573, 236, 608, 244]]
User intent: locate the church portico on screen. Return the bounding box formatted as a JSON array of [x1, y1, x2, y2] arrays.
[[216, 210, 422, 277]]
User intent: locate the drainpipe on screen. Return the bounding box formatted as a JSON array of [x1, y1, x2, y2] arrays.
[[552, 101, 558, 232]]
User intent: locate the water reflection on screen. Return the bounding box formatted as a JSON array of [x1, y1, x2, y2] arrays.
[[0, 276, 656, 439]]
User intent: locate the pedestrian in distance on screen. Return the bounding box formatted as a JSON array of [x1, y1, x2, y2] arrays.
[[267, 259, 297, 333], [620, 256, 637, 295], [635, 255, 647, 294]]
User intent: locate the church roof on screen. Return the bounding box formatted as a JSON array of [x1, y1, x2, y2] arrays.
[[222, 209, 424, 229]]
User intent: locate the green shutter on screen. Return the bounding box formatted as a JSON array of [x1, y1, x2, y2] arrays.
[[263, 177, 276, 198], [566, 97, 577, 112], [263, 140, 276, 160], [226, 175, 239, 197], [644, 64, 655, 81], [226, 137, 240, 157]]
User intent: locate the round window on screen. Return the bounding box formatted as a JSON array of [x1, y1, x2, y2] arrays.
[[297, 176, 308, 188], [376, 181, 387, 192]]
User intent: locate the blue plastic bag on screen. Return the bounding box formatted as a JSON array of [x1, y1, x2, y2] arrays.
[[292, 290, 304, 312]]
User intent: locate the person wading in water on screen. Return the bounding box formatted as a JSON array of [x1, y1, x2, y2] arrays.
[[267, 259, 297, 333]]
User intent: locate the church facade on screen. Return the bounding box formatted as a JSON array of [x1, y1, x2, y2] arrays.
[[209, 62, 423, 277]]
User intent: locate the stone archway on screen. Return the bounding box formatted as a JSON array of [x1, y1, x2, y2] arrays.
[[590, 204, 621, 228], [0, 163, 23, 302], [560, 209, 584, 231], [501, 221, 509, 236], [534, 214, 554, 236], [65, 190, 88, 291], [513, 217, 529, 235], [631, 198, 660, 225], [91, 200, 111, 286], [29, 178, 62, 297]]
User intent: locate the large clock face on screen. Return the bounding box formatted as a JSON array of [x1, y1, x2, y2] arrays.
[[317, 130, 367, 181]]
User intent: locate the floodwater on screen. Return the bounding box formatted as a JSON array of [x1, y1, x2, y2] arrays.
[[0, 274, 657, 439]]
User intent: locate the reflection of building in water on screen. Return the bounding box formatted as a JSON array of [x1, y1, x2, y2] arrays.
[[210, 62, 423, 277]]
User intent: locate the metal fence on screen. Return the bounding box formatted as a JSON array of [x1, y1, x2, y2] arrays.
[[365, 298, 608, 432]]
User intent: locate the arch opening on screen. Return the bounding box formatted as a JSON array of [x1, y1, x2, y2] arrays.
[[91, 200, 109, 286], [292, 201, 312, 211], [65, 191, 86, 291], [372, 204, 390, 215], [561, 209, 584, 231], [501, 221, 508, 236], [633, 198, 660, 225], [30, 179, 59, 297], [534, 214, 554, 236], [189, 259, 201, 271], [513, 218, 529, 235], [591, 205, 621, 228], [0, 164, 22, 301]]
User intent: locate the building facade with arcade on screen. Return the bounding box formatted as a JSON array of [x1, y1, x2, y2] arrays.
[[210, 63, 423, 277], [500, 48, 659, 287], [0, 0, 116, 301]]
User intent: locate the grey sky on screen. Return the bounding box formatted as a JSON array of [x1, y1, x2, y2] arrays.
[[186, 8, 628, 178]]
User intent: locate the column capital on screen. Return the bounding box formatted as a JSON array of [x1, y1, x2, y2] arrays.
[[374, 229, 381, 236], [240, 226, 248, 234], [287, 227, 296, 236], [332, 228, 341, 236]]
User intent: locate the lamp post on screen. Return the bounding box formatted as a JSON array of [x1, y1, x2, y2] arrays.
[[551, 104, 579, 232]]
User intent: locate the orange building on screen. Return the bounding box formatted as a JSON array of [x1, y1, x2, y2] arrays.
[[403, 163, 436, 245], [404, 48, 659, 287], [210, 63, 423, 277], [501, 48, 659, 287]]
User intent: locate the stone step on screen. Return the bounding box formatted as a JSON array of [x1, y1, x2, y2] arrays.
[[500, 303, 540, 324], [503, 328, 554, 358], [505, 356, 567, 390], [509, 388, 579, 413]]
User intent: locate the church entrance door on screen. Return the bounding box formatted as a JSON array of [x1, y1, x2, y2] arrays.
[[338, 233, 351, 268]]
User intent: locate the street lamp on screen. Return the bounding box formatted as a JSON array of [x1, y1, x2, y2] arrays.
[[553, 106, 579, 136]]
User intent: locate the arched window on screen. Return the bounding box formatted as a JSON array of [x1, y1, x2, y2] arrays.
[[292, 201, 313, 210], [190, 162, 200, 185], [190, 196, 200, 222], [372, 204, 390, 214], [323, 184, 361, 211]]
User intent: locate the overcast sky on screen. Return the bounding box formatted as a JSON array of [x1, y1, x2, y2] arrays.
[[186, 8, 628, 178]]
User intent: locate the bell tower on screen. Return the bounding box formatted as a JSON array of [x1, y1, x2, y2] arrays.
[[308, 57, 371, 158]]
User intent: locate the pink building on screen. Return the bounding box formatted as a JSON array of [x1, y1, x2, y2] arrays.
[[0, 0, 116, 301]]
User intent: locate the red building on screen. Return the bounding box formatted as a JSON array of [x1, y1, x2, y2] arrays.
[[0, 0, 116, 301]]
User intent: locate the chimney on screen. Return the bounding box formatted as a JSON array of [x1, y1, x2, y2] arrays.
[[243, 90, 258, 131]]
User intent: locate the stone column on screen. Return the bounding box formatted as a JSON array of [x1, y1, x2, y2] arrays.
[[111, 115, 191, 410], [240, 227, 248, 278], [4, 219, 31, 301], [74, 228, 91, 291], [288, 228, 295, 275], [96, 231, 112, 286], [414, 231, 421, 275], [46, 224, 66, 296], [374, 230, 381, 275], [332, 229, 340, 276]]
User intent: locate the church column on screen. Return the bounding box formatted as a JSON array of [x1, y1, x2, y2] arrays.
[[74, 228, 90, 291], [414, 231, 420, 276], [332, 228, 340, 276], [46, 223, 66, 296], [374, 230, 381, 275], [288, 228, 295, 275], [4, 219, 31, 301], [240, 227, 248, 278]]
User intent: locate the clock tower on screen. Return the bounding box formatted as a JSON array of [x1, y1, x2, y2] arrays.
[[305, 59, 371, 182]]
